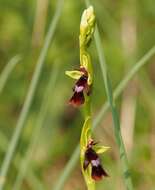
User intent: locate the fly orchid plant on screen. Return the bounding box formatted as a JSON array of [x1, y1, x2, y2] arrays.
[[66, 6, 109, 190]]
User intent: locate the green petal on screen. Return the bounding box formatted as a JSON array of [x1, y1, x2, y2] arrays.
[[65, 70, 83, 80], [94, 145, 110, 154]]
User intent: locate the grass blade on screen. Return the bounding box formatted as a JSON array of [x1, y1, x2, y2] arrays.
[[13, 63, 59, 190], [93, 45, 155, 129], [53, 146, 80, 190], [0, 55, 21, 94], [94, 25, 134, 189], [0, 0, 64, 189], [0, 131, 45, 190], [85, 2, 133, 189], [53, 25, 155, 190]]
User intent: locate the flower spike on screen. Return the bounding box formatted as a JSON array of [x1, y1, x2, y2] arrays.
[[66, 5, 110, 190]]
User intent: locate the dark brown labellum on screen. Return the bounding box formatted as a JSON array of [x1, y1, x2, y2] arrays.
[[83, 139, 108, 181], [69, 91, 84, 106], [69, 67, 91, 107], [92, 165, 108, 181]]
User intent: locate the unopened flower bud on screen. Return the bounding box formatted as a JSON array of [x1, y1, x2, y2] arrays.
[[80, 6, 95, 48]]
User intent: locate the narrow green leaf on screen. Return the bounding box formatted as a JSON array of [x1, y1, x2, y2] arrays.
[[0, 55, 21, 94], [94, 24, 134, 189]]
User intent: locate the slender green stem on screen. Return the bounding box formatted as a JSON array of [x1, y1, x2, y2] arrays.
[[84, 95, 91, 117], [87, 182, 95, 190], [53, 38, 155, 190], [13, 63, 59, 190], [0, 55, 21, 94], [0, 0, 64, 189]]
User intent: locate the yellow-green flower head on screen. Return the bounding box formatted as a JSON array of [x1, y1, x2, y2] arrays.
[[80, 6, 96, 48]]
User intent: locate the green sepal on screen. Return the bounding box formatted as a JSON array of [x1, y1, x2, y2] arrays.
[[93, 145, 110, 154], [80, 116, 91, 150], [80, 117, 95, 189], [65, 70, 83, 80], [80, 52, 93, 85]]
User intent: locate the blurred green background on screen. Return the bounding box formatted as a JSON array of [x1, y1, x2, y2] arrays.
[[0, 0, 155, 189]]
